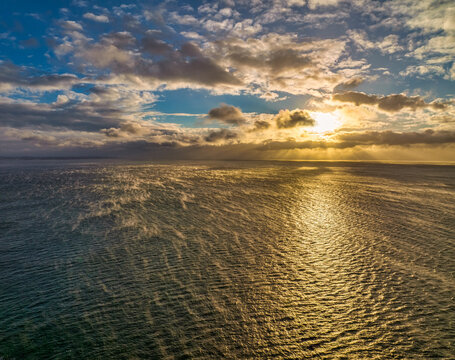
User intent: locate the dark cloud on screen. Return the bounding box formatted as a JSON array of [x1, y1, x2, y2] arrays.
[[333, 91, 449, 112], [0, 98, 124, 132], [379, 94, 442, 112], [20, 133, 58, 146], [6, 128, 455, 159], [102, 32, 137, 49], [333, 77, 364, 92], [275, 109, 315, 128], [333, 91, 377, 105], [88, 86, 112, 96], [28, 74, 80, 88], [0, 62, 24, 88], [267, 49, 312, 74], [250, 120, 271, 131], [257, 130, 455, 150], [101, 122, 147, 137], [140, 44, 243, 86], [207, 103, 246, 125], [79, 39, 243, 88], [180, 42, 203, 57], [336, 129, 455, 146], [141, 34, 173, 55], [0, 62, 80, 90], [225, 46, 313, 74], [204, 129, 238, 142]]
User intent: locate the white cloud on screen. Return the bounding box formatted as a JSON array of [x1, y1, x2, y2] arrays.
[[169, 12, 198, 25], [400, 65, 446, 78], [180, 31, 205, 40], [308, 0, 341, 10], [83, 12, 109, 23], [348, 30, 403, 54], [60, 20, 83, 31], [203, 18, 234, 32]]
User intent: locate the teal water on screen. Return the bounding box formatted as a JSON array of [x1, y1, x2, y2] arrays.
[[1, 160, 454, 359]]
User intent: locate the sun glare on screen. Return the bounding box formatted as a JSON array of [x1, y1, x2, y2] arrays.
[[310, 112, 342, 134]]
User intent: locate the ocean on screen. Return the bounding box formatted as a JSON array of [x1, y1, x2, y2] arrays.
[[1, 160, 454, 359]]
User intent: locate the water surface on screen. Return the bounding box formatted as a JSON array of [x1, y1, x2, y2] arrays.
[[1, 160, 454, 359]]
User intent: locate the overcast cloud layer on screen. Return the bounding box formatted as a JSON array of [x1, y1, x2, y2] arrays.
[[0, 0, 454, 161]]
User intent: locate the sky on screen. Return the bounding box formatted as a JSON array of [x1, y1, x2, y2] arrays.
[[0, 0, 454, 161]]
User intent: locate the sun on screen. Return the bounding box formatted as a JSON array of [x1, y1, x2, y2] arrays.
[[310, 111, 342, 134]]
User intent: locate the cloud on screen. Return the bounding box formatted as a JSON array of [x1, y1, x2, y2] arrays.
[[307, 0, 342, 10], [101, 31, 136, 48], [0, 85, 156, 132], [333, 91, 377, 106], [143, 50, 243, 87], [5, 127, 455, 160], [391, 0, 455, 34], [72, 36, 243, 89], [180, 31, 205, 40], [256, 130, 455, 150], [207, 33, 346, 95], [48, 20, 349, 96], [141, 32, 174, 56], [207, 103, 246, 125], [376, 34, 403, 54], [385, 1, 454, 67], [450, 62, 455, 80], [250, 120, 271, 131], [267, 49, 313, 74], [348, 30, 403, 55], [332, 91, 449, 112], [27, 74, 80, 89], [83, 12, 109, 23], [0, 62, 80, 91], [430, 114, 455, 124], [259, 91, 286, 101], [101, 122, 149, 137], [1, 0, 454, 161], [230, 19, 262, 37], [204, 128, 238, 142], [400, 65, 446, 78], [80, 43, 135, 71], [336, 129, 455, 146], [223, 44, 313, 75], [412, 34, 455, 60], [333, 77, 364, 92], [203, 18, 234, 32], [169, 12, 198, 25], [21, 134, 59, 146], [0, 100, 121, 132], [275, 109, 315, 128], [59, 20, 83, 31]]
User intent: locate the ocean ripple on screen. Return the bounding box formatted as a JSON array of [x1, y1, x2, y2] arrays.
[[0, 160, 454, 359]]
